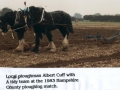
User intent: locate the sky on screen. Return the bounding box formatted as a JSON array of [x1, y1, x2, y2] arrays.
[[0, 0, 120, 16]]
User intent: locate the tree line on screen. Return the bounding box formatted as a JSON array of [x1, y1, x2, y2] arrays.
[[0, 7, 12, 16], [71, 13, 120, 22], [83, 15, 120, 22]]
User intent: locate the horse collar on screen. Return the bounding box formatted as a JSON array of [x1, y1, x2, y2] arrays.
[[50, 13, 55, 26], [38, 9, 45, 23]]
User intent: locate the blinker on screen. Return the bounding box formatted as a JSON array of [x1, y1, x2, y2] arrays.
[[19, 7, 29, 13]]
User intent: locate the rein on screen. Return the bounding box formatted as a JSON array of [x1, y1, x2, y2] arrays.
[[10, 11, 28, 39], [7, 25, 27, 39], [12, 25, 27, 31]]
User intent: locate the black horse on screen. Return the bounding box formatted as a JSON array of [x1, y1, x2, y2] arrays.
[[0, 10, 28, 52], [22, 6, 74, 53]]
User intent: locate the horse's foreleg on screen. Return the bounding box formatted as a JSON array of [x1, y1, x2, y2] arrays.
[[46, 32, 56, 53], [59, 29, 69, 51], [62, 34, 69, 51], [15, 31, 25, 52], [32, 33, 40, 53]]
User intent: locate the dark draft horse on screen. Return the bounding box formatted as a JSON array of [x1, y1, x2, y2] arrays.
[[0, 11, 28, 52], [22, 6, 74, 53]]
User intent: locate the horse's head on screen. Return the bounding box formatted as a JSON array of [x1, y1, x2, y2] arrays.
[[20, 6, 45, 28], [12, 11, 27, 30], [20, 7, 32, 28], [0, 11, 21, 35], [0, 15, 9, 35], [0, 11, 27, 35]]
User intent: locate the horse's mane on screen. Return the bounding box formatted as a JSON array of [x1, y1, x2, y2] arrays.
[[29, 6, 44, 9]]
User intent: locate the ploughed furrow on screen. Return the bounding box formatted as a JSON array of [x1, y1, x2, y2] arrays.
[[27, 52, 120, 68]]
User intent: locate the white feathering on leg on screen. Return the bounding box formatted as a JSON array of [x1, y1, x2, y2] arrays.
[[62, 35, 69, 49], [50, 41, 56, 53], [15, 39, 24, 52]]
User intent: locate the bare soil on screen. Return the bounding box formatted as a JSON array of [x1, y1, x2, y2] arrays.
[[0, 23, 120, 67]]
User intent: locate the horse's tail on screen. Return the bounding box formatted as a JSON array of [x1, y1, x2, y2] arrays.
[[64, 12, 74, 34]]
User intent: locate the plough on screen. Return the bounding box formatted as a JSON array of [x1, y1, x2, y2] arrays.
[[85, 30, 120, 44]]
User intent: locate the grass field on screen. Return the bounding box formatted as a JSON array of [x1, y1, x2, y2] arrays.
[[73, 21, 120, 29]]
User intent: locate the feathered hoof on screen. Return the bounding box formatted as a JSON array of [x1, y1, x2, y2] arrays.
[[15, 47, 23, 52], [49, 48, 56, 53]]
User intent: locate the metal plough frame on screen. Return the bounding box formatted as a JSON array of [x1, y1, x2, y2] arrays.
[[85, 30, 120, 44]]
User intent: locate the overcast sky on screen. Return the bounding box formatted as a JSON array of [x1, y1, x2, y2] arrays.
[[0, 0, 120, 16]]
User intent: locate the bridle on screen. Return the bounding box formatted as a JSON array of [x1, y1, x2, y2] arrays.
[[22, 7, 46, 27], [14, 11, 20, 25]]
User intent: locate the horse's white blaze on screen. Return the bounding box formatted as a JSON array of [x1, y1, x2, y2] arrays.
[[62, 35, 69, 48], [16, 39, 24, 51]]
